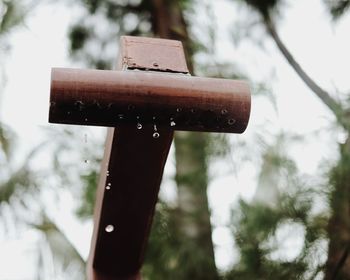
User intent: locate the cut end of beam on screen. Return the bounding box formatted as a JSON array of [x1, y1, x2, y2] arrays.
[[118, 36, 189, 74]]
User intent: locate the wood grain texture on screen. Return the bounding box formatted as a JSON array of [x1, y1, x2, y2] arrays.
[[84, 36, 181, 280], [49, 68, 250, 133], [49, 36, 251, 280], [88, 126, 173, 279]]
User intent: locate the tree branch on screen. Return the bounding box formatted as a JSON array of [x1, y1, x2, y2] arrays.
[[264, 17, 345, 125]]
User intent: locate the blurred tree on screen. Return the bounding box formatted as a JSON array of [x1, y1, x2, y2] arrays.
[[324, 0, 350, 19], [68, 0, 220, 278], [227, 133, 328, 279], [231, 0, 350, 278], [0, 1, 86, 278], [0, 0, 37, 220], [0, 0, 27, 97]]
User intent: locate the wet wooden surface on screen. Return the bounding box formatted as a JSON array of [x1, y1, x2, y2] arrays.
[[49, 36, 251, 280], [86, 36, 185, 280], [49, 68, 251, 133]]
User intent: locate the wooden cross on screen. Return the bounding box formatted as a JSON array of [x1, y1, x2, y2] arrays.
[[49, 36, 250, 280]]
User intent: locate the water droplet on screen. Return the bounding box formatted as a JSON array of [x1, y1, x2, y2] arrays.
[[118, 114, 124, 120], [67, 111, 71, 115], [106, 183, 111, 190], [170, 121, 176, 127], [136, 123, 142, 130], [176, 108, 182, 112], [221, 109, 228, 115], [85, 118, 88, 122], [75, 101, 84, 111], [228, 119, 236, 125], [153, 132, 160, 138], [105, 225, 114, 232], [106, 170, 109, 176], [84, 159, 89, 164], [153, 124, 160, 138]]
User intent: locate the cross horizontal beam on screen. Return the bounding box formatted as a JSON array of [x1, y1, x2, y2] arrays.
[[49, 68, 250, 133]]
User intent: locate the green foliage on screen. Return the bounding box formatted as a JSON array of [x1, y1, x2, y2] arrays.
[[44, 126, 104, 219], [234, 0, 283, 19], [0, 1, 88, 279], [76, 169, 98, 218], [32, 213, 85, 279], [225, 133, 328, 279], [0, 121, 15, 159], [0, 0, 26, 37], [69, 25, 90, 51], [0, 161, 37, 203], [68, 0, 154, 69], [228, 193, 326, 279], [144, 202, 219, 280], [324, 0, 350, 19]]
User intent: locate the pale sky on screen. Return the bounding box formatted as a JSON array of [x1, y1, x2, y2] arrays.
[[1, 0, 350, 278]]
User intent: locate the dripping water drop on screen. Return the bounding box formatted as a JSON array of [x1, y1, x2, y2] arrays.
[[170, 121, 176, 127], [136, 123, 142, 130], [105, 225, 114, 232], [153, 124, 160, 138], [75, 101, 84, 111], [106, 170, 110, 176], [153, 132, 160, 138]]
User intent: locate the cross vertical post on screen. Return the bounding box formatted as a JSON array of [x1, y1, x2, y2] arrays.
[[88, 37, 186, 279], [49, 36, 251, 280]]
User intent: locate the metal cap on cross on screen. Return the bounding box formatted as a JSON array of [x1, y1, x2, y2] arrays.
[[49, 36, 251, 280]]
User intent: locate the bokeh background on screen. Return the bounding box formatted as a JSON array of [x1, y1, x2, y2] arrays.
[[1, 0, 350, 279]]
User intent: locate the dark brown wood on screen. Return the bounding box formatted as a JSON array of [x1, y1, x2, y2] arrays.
[[84, 36, 187, 280], [88, 126, 173, 279], [49, 68, 250, 133], [48, 36, 251, 280]]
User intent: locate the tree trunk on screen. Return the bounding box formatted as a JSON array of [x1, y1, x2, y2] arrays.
[[150, 1, 219, 279], [264, 17, 344, 124], [325, 138, 350, 279]]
